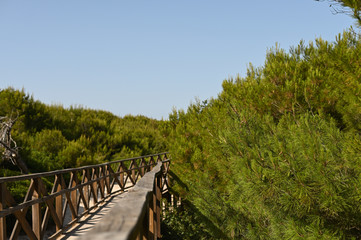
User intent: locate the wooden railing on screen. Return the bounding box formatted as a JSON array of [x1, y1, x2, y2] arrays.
[[0, 152, 170, 240], [80, 159, 171, 240]]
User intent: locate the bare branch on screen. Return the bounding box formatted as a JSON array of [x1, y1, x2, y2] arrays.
[[0, 115, 29, 174]]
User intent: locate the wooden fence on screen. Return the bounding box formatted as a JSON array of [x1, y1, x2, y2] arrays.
[[0, 152, 170, 240]]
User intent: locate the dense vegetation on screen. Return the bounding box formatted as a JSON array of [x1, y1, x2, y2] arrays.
[[2, 2, 361, 239], [0, 88, 167, 176], [2, 29, 361, 239], [165, 28, 361, 239]]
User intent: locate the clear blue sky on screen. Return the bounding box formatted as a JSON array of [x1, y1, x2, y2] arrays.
[[0, 1, 355, 120]]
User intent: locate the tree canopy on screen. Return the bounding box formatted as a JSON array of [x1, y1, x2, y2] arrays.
[[0, 87, 167, 174], [165, 28, 361, 239]]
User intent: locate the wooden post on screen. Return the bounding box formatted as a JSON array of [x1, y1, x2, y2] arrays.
[[70, 172, 78, 220], [156, 175, 162, 239], [151, 182, 157, 240], [92, 168, 98, 204], [55, 175, 63, 232], [119, 163, 124, 191], [99, 166, 105, 198], [82, 169, 89, 209], [142, 201, 149, 240], [32, 178, 41, 239], [105, 164, 111, 195], [0, 183, 6, 240], [149, 156, 154, 171], [131, 160, 136, 185], [140, 159, 145, 177], [148, 191, 155, 240]]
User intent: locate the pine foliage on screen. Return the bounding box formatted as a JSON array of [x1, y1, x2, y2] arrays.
[[167, 29, 361, 239]]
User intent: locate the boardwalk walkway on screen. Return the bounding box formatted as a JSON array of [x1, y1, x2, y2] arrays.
[[0, 153, 170, 240], [59, 185, 127, 239]]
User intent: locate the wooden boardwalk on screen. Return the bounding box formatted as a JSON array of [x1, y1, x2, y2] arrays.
[[0, 153, 170, 240], [58, 185, 127, 239]]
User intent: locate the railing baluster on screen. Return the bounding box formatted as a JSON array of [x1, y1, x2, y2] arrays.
[[84, 169, 91, 207], [99, 166, 105, 199], [119, 162, 125, 190], [32, 178, 41, 240], [70, 172, 78, 219], [131, 160, 136, 185], [105, 164, 111, 195], [149, 156, 154, 171], [55, 174, 63, 232], [140, 158, 145, 177], [91, 167, 98, 205]]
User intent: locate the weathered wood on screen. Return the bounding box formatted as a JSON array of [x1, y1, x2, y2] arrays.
[[105, 164, 111, 195], [38, 177, 62, 236], [0, 183, 6, 240], [0, 152, 169, 183], [0, 153, 170, 240], [55, 175, 63, 232], [70, 172, 78, 219], [108, 166, 122, 192], [156, 175, 161, 239], [151, 183, 157, 240], [131, 161, 136, 185], [60, 175, 77, 220], [32, 178, 41, 239], [140, 159, 145, 177], [99, 166, 105, 199], [79, 163, 163, 240], [9, 180, 35, 240], [2, 185, 37, 240]]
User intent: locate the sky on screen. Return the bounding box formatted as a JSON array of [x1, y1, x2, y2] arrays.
[[0, 1, 356, 120]]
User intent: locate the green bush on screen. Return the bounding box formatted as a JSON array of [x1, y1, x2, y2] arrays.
[[167, 29, 361, 239]]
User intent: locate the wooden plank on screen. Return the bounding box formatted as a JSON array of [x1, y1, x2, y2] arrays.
[[36, 177, 62, 236], [130, 161, 136, 185], [0, 183, 6, 240], [78, 170, 89, 211], [3, 185, 38, 240], [149, 187, 156, 240], [156, 175, 161, 238], [78, 162, 162, 240], [83, 169, 90, 208], [9, 180, 35, 240], [119, 162, 125, 190], [0, 153, 170, 240], [98, 167, 105, 199], [149, 156, 155, 171], [55, 175, 63, 232], [60, 175, 77, 220], [90, 168, 98, 206], [0, 153, 170, 183], [140, 159, 145, 177], [70, 172, 78, 219], [32, 178, 41, 240], [105, 164, 111, 195], [108, 166, 122, 191]]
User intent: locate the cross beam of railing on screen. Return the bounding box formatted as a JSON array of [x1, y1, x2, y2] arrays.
[[0, 152, 170, 240]]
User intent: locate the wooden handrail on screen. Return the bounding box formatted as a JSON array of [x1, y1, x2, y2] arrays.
[[0, 152, 170, 240], [0, 152, 169, 183]]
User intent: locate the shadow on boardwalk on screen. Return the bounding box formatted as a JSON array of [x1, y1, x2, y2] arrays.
[[58, 190, 128, 240]]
